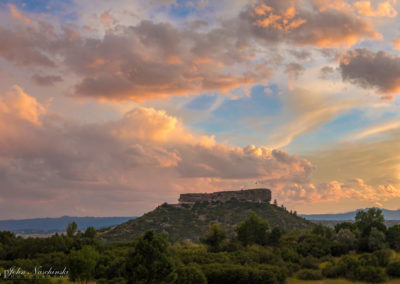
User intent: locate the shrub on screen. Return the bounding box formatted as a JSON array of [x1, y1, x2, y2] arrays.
[[297, 235, 331, 258], [387, 261, 400, 277], [356, 266, 387, 283], [175, 264, 207, 284], [322, 262, 341, 278], [330, 240, 349, 256], [285, 263, 300, 276], [373, 249, 393, 267], [278, 247, 300, 263], [300, 256, 319, 269], [336, 255, 360, 280], [358, 253, 379, 267], [297, 269, 323, 280], [202, 263, 285, 284]]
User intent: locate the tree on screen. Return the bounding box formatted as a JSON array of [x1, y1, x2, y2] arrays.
[[125, 231, 176, 284], [268, 227, 283, 246], [66, 222, 78, 237], [83, 226, 97, 239], [386, 224, 400, 251], [68, 245, 99, 283], [368, 227, 386, 252], [355, 208, 386, 237], [336, 229, 356, 249], [235, 212, 270, 246], [201, 224, 227, 252]]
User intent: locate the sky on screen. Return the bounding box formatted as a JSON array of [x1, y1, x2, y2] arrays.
[[2, 0, 400, 218]]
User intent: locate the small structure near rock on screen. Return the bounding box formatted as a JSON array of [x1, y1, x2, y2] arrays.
[[179, 188, 271, 204]]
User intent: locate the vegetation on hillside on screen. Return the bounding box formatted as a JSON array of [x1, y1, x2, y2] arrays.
[[99, 199, 310, 242], [0, 208, 400, 283]]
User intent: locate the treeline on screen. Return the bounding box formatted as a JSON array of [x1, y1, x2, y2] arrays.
[[0, 208, 400, 283]]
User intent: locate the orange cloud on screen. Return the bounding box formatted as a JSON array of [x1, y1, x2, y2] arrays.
[[393, 36, 400, 49], [253, 4, 307, 32], [0, 87, 319, 217], [248, 0, 380, 48], [8, 4, 32, 24], [354, 1, 398, 17], [0, 85, 45, 125]]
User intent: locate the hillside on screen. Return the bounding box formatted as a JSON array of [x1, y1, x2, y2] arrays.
[[99, 199, 312, 242], [0, 216, 135, 235]]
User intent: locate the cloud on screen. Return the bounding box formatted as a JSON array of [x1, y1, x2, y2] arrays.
[[245, 0, 381, 48], [319, 66, 335, 79], [0, 86, 318, 217], [267, 88, 359, 148], [1, 86, 397, 216], [285, 62, 305, 80], [0, 1, 382, 102], [306, 134, 400, 187], [393, 36, 400, 50], [351, 119, 400, 140], [353, 1, 397, 17], [0, 85, 45, 125], [340, 48, 400, 99], [276, 178, 400, 206], [31, 74, 63, 86]]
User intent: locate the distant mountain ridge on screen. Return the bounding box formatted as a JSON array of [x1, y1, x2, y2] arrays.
[[301, 208, 400, 221], [0, 216, 136, 235]]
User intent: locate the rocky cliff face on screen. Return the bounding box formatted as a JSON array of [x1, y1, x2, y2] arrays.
[[179, 188, 271, 204]]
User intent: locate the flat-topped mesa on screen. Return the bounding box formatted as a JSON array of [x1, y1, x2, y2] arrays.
[[179, 188, 271, 204]]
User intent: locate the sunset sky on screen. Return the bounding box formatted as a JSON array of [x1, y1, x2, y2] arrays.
[[2, 0, 400, 218]]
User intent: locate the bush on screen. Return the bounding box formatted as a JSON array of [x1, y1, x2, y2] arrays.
[[373, 249, 393, 267], [322, 262, 341, 278], [356, 266, 387, 283], [300, 256, 319, 269], [296, 269, 323, 280], [175, 264, 207, 284], [330, 240, 349, 256], [202, 263, 285, 284], [202, 263, 251, 284], [387, 261, 400, 277], [285, 263, 300, 276], [297, 235, 331, 258], [336, 255, 360, 280]]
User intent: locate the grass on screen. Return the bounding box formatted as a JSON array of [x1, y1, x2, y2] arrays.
[[288, 278, 400, 284]]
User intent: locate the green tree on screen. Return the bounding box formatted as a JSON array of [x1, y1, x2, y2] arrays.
[[386, 224, 400, 251], [334, 222, 356, 233], [83, 226, 97, 239], [126, 231, 176, 284], [201, 224, 227, 252], [235, 212, 270, 246], [68, 245, 99, 283], [355, 208, 386, 237], [368, 228, 386, 252], [337, 228, 356, 249], [268, 227, 283, 246], [66, 221, 78, 238]]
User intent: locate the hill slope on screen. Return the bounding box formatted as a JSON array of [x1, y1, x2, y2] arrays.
[[99, 200, 312, 242]]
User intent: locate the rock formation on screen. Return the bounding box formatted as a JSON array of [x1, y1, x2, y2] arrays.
[[179, 188, 271, 204]]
